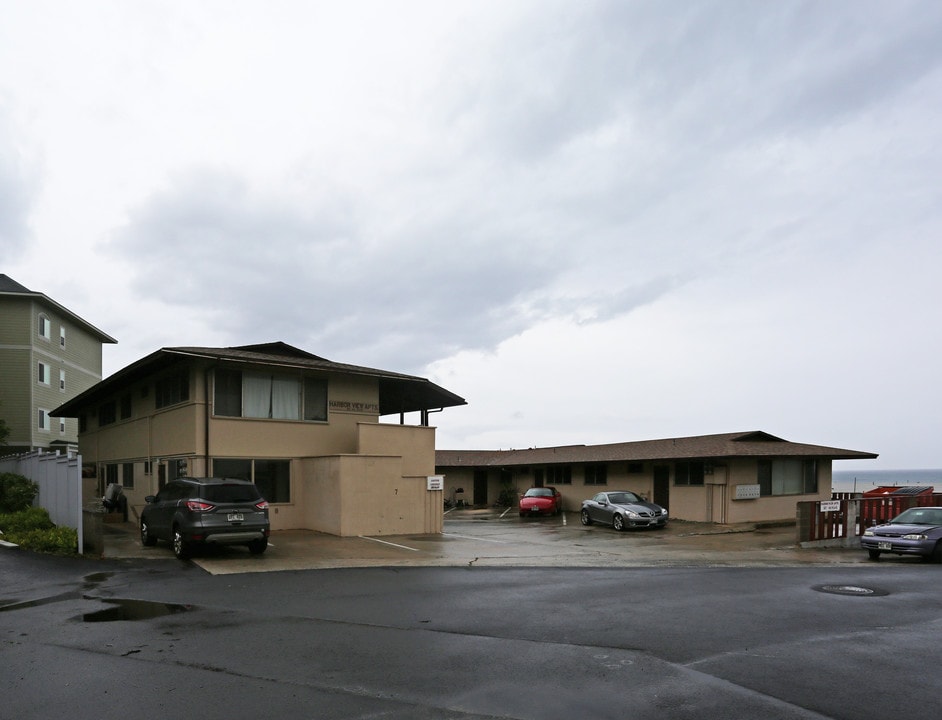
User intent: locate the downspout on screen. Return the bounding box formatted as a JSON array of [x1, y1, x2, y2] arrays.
[[205, 367, 212, 476], [423, 407, 444, 427]]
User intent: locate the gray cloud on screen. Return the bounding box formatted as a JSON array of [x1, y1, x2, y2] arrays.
[[106, 1, 942, 379]]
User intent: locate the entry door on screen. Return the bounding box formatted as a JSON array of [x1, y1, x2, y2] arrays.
[[653, 465, 670, 510], [473, 470, 488, 506]]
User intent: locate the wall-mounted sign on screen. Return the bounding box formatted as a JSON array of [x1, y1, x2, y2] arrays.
[[427, 475, 444, 491], [734, 484, 761, 500], [820, 500, 841, 513], [329, 400, 380, 414]]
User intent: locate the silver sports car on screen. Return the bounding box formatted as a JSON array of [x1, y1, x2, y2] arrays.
[[581, 491, 668, 531]]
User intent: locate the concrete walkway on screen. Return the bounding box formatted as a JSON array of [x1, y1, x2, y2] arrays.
[[99, 508, 869, 574]]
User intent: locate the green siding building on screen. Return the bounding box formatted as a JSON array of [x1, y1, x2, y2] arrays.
[[0, 274, 116, 455]]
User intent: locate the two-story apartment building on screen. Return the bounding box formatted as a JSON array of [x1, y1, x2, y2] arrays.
[[0, 274, 117, 455], [51, 342, 466, 536]]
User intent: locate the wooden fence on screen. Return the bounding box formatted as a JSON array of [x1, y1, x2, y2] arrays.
[[797, 493, 942, 543]]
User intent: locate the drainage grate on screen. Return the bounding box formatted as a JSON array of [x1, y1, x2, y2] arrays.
[[813, 584, 888, 597]]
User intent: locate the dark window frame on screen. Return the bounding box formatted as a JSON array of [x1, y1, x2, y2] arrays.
[[156, 372, 190, 409], [674, 461, 705, 486], [758, 458, 818, 496], [212, 457, 291, 504], [214, 368, 328, 423], [98, 401, 116, 426], [584, 463, 608, 485], [544, 465, 572, 485], [120, 394, 132, 420], [121, 462, 134, 489]]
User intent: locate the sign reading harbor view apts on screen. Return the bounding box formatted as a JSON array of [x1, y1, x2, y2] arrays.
[[734, 484, 761, 500], [328, 400, 380, 413]]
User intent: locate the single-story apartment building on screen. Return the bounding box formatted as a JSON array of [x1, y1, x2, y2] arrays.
[[435, 431, 878, 524], [51, 342, 466, 536]]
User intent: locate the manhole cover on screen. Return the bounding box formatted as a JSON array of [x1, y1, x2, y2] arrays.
[[813, 584, 888, 597]]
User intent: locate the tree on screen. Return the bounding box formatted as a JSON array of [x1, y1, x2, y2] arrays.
[[0, 404, 9, 447]]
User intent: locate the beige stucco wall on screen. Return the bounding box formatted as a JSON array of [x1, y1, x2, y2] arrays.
[[439, 465, 657, 513], [69, 359, 444, 535], [438, 458, 835, 525], [357, 422, 436, 477], [297, 454, 441, 536]]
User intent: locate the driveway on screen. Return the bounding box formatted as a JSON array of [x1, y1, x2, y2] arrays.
[[101, 508, 867, 574]]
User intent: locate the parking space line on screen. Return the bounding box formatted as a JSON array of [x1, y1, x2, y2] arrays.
[[444, 533, 508, 544], [359, 536, 421, 552]]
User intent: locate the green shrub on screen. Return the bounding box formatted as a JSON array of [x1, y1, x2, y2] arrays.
[[0, 472, 39, 513], [0, 506, 78, 554], [0, 506, 54, 532], [4, 526, 78, 554]]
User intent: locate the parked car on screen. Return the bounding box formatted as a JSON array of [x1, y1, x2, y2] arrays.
[[581, 491, 668, 530], [861, 506, 942, 562], [140, 477, 270, 560], [519, 487, 563, 517]]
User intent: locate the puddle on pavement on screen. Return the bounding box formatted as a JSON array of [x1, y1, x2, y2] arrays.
[[81, 598, 194, 622], [83, 572, 114, 588]]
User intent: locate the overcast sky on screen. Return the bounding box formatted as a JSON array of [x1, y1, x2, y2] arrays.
[[3, 1, 940, 469]]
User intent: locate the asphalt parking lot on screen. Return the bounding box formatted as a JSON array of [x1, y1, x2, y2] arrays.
[[101, 507, 868, 574]]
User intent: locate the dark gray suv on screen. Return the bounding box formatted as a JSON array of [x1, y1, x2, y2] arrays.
[[140, 477, 270, 559]]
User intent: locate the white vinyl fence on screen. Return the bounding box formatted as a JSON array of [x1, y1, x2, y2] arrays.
[[0, 450, 84, 552]]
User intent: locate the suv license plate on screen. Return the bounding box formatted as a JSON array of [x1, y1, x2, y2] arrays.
[[878, 541, 892, 550], [228, 513, 244, 522]]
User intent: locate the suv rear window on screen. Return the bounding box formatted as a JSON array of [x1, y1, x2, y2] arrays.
[[201, 484, 263, 503]]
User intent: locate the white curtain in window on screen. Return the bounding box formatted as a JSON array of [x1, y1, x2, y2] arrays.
[[243, 372, 271, 418], [772, 460, 803, 495], [271, 375, 300, 419]]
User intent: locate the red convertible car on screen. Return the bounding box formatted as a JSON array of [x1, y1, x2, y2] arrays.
[[519, 487, 563, 517]]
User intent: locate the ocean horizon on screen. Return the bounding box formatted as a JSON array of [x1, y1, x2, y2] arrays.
[[832, 468, 942, 494]]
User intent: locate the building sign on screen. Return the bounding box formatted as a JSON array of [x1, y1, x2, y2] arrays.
[[734, 484, 761, 500], [820, 500, 841, 513], [328, 400, 380, 414], [427, 475, 444, 491]]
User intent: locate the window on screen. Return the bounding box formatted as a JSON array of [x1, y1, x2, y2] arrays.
[[120, 394, 132, 419], [214, 368, 243, 416], [214, 368, 327, 422], [60, 326, 66, 348], [757, 459, 818, 496], [156, 372, 189, 409], [254, 459, 291, 503], [59, 417, 66, 434], [38, 409, 50, 432], [585, 464, 608, 485], [38, 362, 50, 385], [38, 314, 50, 340], [121, 463, 134, 489], [304, 377, 328, 421], [105, 464, 118, 485], [59, 369, 66, 391], [214, 458, 252, 480], [247, 372, 298, 419], [674, 461, 705, 486], [213, 458, 291, 503], [543, 465, 572, 485], [98, 401, 116, 426]]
